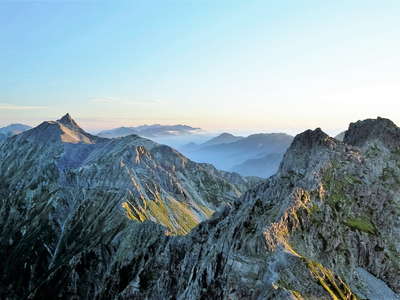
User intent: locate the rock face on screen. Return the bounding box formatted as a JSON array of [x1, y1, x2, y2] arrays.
[[344, 117, 400, 150], [1, 116, 400, 300]]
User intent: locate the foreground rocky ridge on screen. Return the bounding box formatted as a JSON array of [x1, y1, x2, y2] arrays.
[[1, 116, 400, 299]]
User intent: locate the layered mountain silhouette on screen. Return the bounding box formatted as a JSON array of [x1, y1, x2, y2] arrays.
[[201, 132, 244, 146], [97, 124, 200, 138], [0, 123, 31, 142], [180, 132, 293, 177], [180, 132, 244, 152], [1, 116, 400, 299], [231, 152, 284, 177]]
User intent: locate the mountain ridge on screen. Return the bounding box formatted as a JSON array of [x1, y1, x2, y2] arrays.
[[0, 114, 256, 234], [1, 116, 399, 299]]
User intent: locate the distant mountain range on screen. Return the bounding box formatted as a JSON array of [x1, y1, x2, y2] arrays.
[[201, 132, 244, 146], [0, 123, 31, 142], [231, 152, 284, 177], [0, 120, 292, 178], [180, 132, 244, 152], [180, 132, 294, 178], [97, 124, 201, 138]]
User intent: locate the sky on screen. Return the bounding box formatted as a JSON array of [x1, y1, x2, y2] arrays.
[[1, 0, 400, 136]]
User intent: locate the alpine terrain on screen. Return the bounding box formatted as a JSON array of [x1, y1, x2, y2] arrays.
[[0, 116, 399, 300]]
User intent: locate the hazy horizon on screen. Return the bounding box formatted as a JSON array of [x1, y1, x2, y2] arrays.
[[1, 0, 399, 135], [0, 111, 354, 138]]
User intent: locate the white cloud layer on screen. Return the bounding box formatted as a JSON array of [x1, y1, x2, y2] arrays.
[[0, 103, 47, 110]]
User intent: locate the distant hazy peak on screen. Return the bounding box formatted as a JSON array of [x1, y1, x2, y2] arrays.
[[0, 123, 32, 135], [0, 123, 31, 129], [219, 132, 236, 137], [202, 132, 244, 146]]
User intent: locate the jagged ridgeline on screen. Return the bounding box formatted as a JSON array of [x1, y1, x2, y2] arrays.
[[1, 116, 400, 299]]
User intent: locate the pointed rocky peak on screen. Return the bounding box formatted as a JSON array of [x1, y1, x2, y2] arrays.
[[344, 117, 400, 150], [19, 114, 106, 145], [290, 128, 334, 151], [57, 113, 81, 130], [278, 128, 337, 175]]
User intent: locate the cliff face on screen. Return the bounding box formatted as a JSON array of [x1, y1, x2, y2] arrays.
[[1, 116, 399, 300]]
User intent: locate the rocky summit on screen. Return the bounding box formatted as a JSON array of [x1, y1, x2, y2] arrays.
[[1, 115, 400, 300]]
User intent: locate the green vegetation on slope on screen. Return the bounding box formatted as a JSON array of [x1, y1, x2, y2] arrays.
[[122, 196, 204, 235], [343, 217, 377, 235]]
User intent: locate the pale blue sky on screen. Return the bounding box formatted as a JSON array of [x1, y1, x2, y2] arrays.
[[1, 0, 399, 135]]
